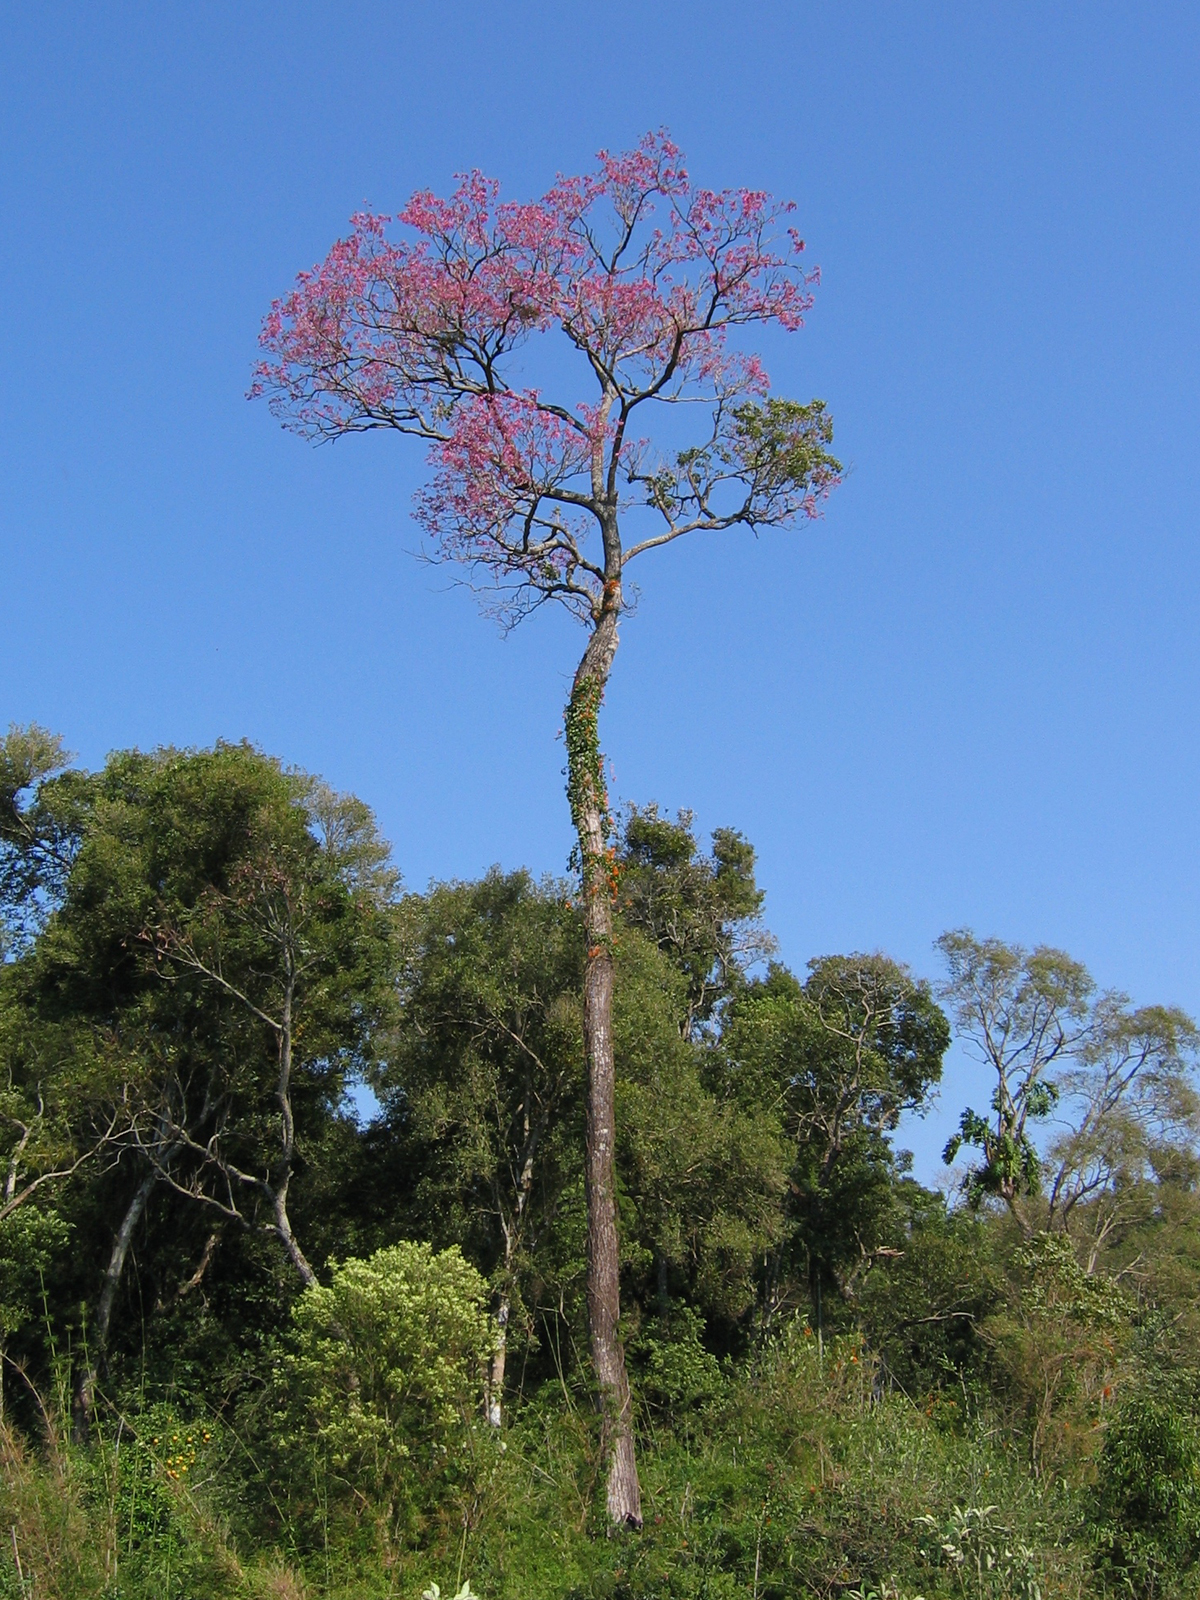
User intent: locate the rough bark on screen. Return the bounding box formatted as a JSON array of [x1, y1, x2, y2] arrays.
[[567, 585, 642, 1529]]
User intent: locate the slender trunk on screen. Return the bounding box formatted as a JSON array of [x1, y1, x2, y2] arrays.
[[566, 596, 642, 1529], [489, 1098, 541, 1428], [488, 1296, 509, 1428], [272, 981, 316, 1288], [272, 1185, 316, 1287], [4, 1122, 32, 1205], [74, 1166, 156, 1439]]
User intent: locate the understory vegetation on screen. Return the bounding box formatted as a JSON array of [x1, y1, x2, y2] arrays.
[[4, 728, 1200, 1599]]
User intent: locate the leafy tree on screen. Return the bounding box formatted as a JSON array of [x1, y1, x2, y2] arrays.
[[858, 1196, 1000, 1395], [0, 1204, 69, 1415], [1045, 1005, 1200, 1270], [381, 863, 787, 1434], [983, 1231, 1129, 1477], [938, 931, 1098, 1221], [616, 804, 773, 1037], [5, 740, 398, 1423], [1092, 1383, 1200, 1598], [0, 730, 130, 1238], [938, 930, 1199, 1245], [613, 927, 788, 1332], [254, 132, 841, 1525], [0, 972, 124, 1238], [382, 870, 585, 1425], [139, 775, 398, 1288], [720, 956, 948, 1317]]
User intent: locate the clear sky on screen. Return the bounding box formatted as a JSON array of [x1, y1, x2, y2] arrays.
[[4, 3, 1198, 1179]]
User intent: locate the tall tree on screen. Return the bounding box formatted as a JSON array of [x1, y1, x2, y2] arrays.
[[383, 870, 585, 1426], [616, 804, 773, 1037], [938, 930, 1199, 1246], [720, 956, 948, 1316], [0, 728, 127, 1234], [253, 133, 840, 1525], [138, 775, 399, 1288], [8, 740, 398, 1419], [612, 927, 789, 1330]]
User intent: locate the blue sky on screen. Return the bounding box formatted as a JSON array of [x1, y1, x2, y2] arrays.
[[4, 3, 1198, 1179]]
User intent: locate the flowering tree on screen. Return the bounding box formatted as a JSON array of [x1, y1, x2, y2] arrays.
[[253, 132, 840, 1526]]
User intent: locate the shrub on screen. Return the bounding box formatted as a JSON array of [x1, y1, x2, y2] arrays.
[[1092, 1389, 1200, 1598], [278, 1242, 494, 1543]]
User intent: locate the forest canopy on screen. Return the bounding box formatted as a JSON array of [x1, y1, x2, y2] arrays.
[[3, 727, 1200, 1600]]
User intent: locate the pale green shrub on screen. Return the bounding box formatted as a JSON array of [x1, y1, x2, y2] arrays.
[[279, 1242, 493, 1534]]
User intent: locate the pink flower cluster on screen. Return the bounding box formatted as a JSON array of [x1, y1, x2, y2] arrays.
[[252, 131, 832, 610]]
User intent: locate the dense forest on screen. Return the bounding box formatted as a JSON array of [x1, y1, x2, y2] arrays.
[[3, 725, 1200, 1600]]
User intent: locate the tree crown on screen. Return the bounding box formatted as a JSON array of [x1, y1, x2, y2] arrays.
[[253, 132, 841, 626]]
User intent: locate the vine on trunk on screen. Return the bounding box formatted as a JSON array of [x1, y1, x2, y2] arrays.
[[565, 675, 620, 908]]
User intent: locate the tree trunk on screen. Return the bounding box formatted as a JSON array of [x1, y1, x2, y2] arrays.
[[73, 1165, 156, 1439], [488, 1101, 542, 1430], [488, 1295, 509, 1428], [272, 977, 317, 1288], [566, 598, 642, 1529]]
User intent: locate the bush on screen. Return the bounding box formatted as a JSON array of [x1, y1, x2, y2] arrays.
[[277, 1242, 494, 1544], [636, 1306, 723, 1414], [1092, 1389, 1200, 1598], [0, 1401, 238, 1600]]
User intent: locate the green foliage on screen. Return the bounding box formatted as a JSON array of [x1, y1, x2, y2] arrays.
[[616, 804, 772, 1033], [635, 1305, 723, 1413], [720, 956, 948, 1307], [0, 1400, 239, 1600], [277, 1243, 494, 1538], [654, 397, 842, 532], [728, 395, 841, 491], [384, 870, 583, 1286], [859, 1199, 1000, 1394], [983, 1232, 1130, 1477], [912, 1503, 1044, 1599], [0, 736, 401, 1399], [0, 1207, 69, 1341], [614, 928, 789, 1328], [6, 726, 1200, 1600], [0, 724, 79, 956], [564, 675, 612, 895], [1092, 1386, 1200, 1598], [936, 931, 1093, 1216]]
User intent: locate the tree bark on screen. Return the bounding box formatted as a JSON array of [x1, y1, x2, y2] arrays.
[[271, 980, 317, 1288], [73, 1165, 156, 1439], [488, 1295, 509, 1429], [567, 593, 642, 1529], [487, 1083, 544, 1430]]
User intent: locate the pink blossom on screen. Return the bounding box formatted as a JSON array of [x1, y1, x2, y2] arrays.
[[253, 131, 839, 620]]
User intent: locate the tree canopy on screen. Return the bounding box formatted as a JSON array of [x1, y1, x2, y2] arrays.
[[4, 725, 1200, 1600]]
